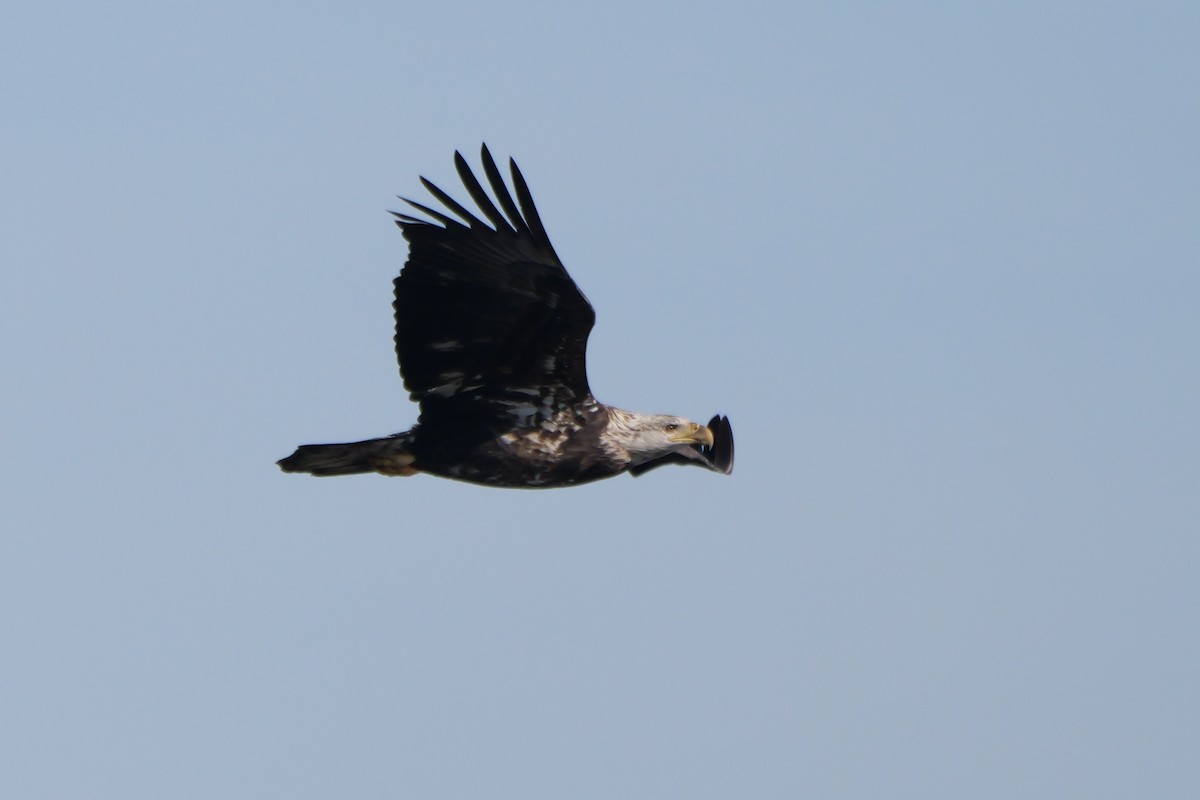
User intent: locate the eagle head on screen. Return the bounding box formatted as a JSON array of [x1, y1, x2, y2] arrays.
[[606, 410, 714, 466]]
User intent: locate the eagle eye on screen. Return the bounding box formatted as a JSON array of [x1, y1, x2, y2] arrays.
[[664, 423, 679, 432]]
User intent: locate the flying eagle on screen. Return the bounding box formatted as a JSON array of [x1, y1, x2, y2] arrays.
[[278, 145, 733, 488]]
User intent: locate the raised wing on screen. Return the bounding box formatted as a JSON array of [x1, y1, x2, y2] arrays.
[[392, 145, 596, 430], [628, 415, 735, 477]]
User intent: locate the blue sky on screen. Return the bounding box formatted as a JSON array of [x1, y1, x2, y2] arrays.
[[3, 2, 1198, 797]]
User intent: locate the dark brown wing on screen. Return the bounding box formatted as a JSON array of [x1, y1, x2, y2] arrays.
[[391, 145, 596, 430], [628, 415, 735, 476]]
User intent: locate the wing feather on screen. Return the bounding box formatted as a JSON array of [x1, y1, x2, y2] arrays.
[[418, 176, 485, 228], [481, 144, 529, 236], [455, 150, 516, 234], [396, 199, 460, 229], [509, 156, 556, 253]]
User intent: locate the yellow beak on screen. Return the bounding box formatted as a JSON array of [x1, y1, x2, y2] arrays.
[[670, 423, 714, 447]]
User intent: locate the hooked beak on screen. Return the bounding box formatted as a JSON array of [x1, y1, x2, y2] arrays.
[[670, 422, 714, 447]]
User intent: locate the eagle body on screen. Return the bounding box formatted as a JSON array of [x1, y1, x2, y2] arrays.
[[278, 146, 733, 488], [411, 403, 616, 488]]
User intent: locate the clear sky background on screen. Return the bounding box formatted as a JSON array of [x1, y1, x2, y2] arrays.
[[3, 2, 1197, 797]]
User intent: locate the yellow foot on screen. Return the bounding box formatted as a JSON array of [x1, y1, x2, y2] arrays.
[[370, 452, 419, 477]]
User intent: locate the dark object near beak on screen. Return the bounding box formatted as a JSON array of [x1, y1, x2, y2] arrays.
[[703, 414, 735, 475]]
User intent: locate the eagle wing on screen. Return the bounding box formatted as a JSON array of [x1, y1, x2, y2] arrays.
[[391, 146, 596, 431]]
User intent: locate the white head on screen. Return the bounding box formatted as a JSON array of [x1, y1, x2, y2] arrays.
[[605, 408, 714, 466]]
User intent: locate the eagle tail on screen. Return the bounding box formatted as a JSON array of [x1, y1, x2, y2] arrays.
[[276, 434, 417, 477]]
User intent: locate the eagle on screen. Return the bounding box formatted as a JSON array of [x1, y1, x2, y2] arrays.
[[278, 145, 733, 488]]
